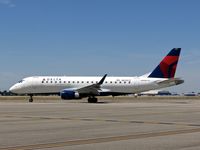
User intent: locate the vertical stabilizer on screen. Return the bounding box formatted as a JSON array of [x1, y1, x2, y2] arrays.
[[148, 48, 181, 78]]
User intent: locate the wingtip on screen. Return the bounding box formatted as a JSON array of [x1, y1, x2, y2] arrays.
[[98, 74, 107, 85]]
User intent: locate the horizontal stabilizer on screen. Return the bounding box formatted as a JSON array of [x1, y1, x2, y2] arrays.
[[156, 78, 184, 86]]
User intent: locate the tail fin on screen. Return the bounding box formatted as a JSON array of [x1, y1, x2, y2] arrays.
[[148, 48, 181, 78]]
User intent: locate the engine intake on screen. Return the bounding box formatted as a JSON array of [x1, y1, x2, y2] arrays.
[[60, 90, 80, 100]]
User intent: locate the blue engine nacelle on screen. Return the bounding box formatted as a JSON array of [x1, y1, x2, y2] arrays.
[[60, 90, 80, 100]]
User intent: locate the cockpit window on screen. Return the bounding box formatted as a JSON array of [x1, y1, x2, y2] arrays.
[[18, 80, 25, 83]]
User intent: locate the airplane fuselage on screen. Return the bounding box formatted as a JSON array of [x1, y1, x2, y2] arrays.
[[10, 76, 174, 95]]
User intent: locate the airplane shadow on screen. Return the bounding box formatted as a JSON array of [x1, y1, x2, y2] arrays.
[[81, 101, 109, 104]]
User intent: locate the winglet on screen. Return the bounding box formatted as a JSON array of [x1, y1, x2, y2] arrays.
[[98, 74, 107, 85]]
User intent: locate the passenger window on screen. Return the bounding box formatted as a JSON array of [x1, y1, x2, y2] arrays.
[[82, 81, 84, 83], [87, 81, 89, 83]]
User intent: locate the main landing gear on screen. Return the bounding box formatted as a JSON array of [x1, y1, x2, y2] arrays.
[[88, 96, 98, 103], [29, 94, 33, 102]]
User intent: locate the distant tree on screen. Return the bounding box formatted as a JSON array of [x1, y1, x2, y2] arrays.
[[2, 90, 7, 96], [1, 90, 14, 96]]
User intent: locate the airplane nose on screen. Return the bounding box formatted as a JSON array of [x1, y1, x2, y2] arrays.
[[9, 85, 17, 94]]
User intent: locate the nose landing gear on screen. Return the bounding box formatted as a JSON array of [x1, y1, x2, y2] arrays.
[[29, 94, 33, 102]]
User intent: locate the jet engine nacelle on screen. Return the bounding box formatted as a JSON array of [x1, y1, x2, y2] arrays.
[[60, 90, 80, 100]]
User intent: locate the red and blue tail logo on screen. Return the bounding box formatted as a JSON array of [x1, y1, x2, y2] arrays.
[[148, 48, 181, 78]]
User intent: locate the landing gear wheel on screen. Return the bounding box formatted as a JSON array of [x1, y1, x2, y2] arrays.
[[29, 95, 33, 102], [29, 98, 33, 102], [88, 97, 98, 103]]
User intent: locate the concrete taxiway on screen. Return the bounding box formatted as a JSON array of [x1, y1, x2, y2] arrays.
[[0, 97, 200, 150]]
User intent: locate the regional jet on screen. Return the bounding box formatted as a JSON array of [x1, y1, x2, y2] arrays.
[[9, 48, 184, 103]]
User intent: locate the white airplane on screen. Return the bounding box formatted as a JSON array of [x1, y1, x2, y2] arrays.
[[9, 48, 184, 103]]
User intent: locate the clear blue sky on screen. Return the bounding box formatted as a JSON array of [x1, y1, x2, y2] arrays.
[[0, 0, 200, 93]]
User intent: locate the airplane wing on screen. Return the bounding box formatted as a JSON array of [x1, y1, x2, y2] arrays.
[[76, 74, 107, 95]]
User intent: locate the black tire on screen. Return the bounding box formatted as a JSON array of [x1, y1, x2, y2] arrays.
[[88, 97, 98, 103], [29, 98, 33, 102]]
